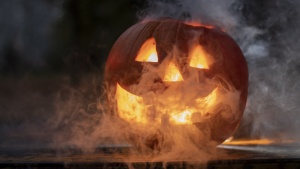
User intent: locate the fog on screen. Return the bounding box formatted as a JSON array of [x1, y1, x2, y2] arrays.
[[1, 0, 300, 165], [138, 0, 300, 140]]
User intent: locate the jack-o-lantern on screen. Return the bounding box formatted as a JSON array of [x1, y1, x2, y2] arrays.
[[105, 18, 248, 144]]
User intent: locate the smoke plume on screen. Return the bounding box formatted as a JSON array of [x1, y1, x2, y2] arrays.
[[2, 0, 300, 167], [137, 0, 300, 141], [49, 0, 300, 165]]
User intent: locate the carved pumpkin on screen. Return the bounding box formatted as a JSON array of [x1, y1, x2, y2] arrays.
[[105, 18, 248, 144]]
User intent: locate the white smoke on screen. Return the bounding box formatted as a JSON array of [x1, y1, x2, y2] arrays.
[[53, 0, 242, 163], [3, 0, 298, 166], [138, 0, 300, 140], [233, 1, 300, 140], [49, 0, 300, 164]]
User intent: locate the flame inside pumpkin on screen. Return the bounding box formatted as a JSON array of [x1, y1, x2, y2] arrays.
[[104, 19, 248, 161], [115, 36, 241, 126], [135, 37, 158, 63]]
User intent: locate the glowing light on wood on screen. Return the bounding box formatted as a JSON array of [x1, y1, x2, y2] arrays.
[[115, 83, 146, 123], [222, 138, 296, 146], [135, 37, 158, 62], [163, 62, 184, 82], [189, 45, 210, 69], [222, 139, 275, 145]]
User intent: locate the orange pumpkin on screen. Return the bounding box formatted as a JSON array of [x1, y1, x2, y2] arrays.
[[105, 18, 248, 143]]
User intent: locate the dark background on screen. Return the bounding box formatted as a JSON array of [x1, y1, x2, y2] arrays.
[[0, 0, 143, 148], [0, 0, 139, 124], [0, 0, 141, 77]]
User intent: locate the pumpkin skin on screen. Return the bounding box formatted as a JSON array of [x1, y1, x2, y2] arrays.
[[105, 18, 248, 143]]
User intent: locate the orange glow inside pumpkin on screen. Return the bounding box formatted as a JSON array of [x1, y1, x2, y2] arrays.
[[170, 109, 193, 124], [135, 37, 158, 62], [115, 83, 146, 124], [116, 82, 220, 125], [185, 21, 226, 32], [185, 21, 214, 29], [115, 36, 237, 126], [195, 88, 218, 109], [189, 45, 211, 69], [163, 62, 184, 82]]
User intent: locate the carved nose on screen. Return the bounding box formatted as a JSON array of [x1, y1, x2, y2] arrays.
[[162, 61, 184, 82]]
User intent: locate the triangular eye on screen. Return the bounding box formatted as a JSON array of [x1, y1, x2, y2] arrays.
[[189, 45, 212, 69], [135, 37, 158, 62]]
